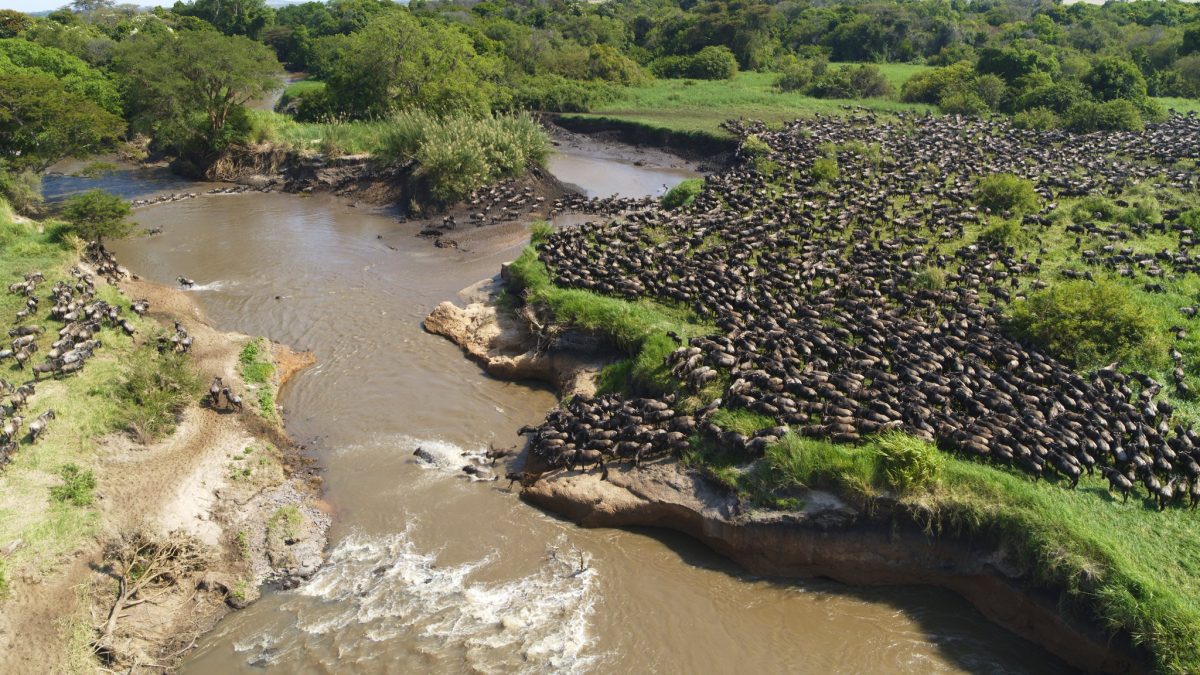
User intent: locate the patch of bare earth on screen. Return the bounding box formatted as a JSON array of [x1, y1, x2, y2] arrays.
[[0, 276, 325, 673]]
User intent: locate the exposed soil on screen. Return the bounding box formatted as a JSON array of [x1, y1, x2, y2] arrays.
[[424, 275, 611, 397], [0, 272, 326, 673]]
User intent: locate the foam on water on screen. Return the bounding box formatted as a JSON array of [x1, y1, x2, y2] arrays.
[[185, 280, 235, 292], [233, 528, 600, 673]]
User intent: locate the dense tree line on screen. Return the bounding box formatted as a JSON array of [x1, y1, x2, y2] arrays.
[[2, 0, 1200, 210]]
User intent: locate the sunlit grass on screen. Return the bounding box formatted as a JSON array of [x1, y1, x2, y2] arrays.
[[565, 68, 933, 137]]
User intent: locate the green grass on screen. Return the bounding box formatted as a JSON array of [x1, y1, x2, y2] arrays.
[[238, 337, 278, 420], [707, 432, 1200, 673], [0, 199, 155, 578], [48, 463, 96, 507], [1155, 97, 1200, 114], [508, 246, 713, 395], [661, 178, 704, 209], [267, 505, 302, 541], [566, 69, 932, 137], [276, 79, 325, 112]]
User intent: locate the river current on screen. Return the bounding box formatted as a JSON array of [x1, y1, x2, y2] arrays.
[[46, 144, 1065, 674]]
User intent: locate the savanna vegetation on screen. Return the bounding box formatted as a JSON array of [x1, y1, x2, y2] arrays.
[[5, 0, 1200, 209]]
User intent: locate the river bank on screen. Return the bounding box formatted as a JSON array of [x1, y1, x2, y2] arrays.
[[20, 133, 1072, 673], [427, 263, 1150, 674], [0, 209, 328, 671]]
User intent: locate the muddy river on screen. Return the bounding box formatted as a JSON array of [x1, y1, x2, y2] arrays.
[[49, 146, 1064, 674]]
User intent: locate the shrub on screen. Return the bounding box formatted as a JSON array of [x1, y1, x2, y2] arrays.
[[1012, 107, 1060, 130], [939, 90, 990, 115], [810, 156, 838, 183], [49, 463, 97, 507], [775, 59, 818, 92], [808, 64, 894, 99], [652, 46, 738, 81], [741, 135, 771, 158], [503, 74, 619, 113], [978, 218, 1021, 246], [901, 62, 973, 104], [661, 178, 703, 210], [913, 266, 945, 290], [1071, 195, 1121, 222], [1006, 280, 1162, 368], [60, 189, 132, 244], [1065, 99, 1144, 133], [377, 111, 549, 205], [974, 173, 1039, 215], [116, 347, 200, 443], [686, 46, 738, 80], [0, 170, 43, 215]]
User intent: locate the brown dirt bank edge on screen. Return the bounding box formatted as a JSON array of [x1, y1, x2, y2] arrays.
[[550, 114, 738, 161], [426, 278, 1150, 675], [0, 272, 327, 673]]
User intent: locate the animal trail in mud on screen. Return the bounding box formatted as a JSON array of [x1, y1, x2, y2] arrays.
[[527, 112, 1200, 510]]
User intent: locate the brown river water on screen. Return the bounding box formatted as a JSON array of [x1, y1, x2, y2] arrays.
[[48, 145, 1065, 674]]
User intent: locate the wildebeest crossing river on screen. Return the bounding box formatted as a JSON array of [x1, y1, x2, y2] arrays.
[[45, 142, 1065, 673]]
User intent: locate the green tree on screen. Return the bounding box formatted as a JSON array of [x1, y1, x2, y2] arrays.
[[0, 70, 124, 172], [0, 9, 32, 38], [62, 189, 133, 244], [315, 10, 499, 119], [112, 30, 281, 153], [172, 0, 275, 38], [1083, 56, 1148, 102]]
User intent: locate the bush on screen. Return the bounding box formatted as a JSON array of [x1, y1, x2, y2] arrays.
[[652, 46, 738, 81], [60, 189, 132, 244], [687, 46, 738, 80], [808, 64, 894, 99], [529, 220, 554, 244], [741, 135, 770, 158], [503, 74, 619, 113], [377, 111, 549, 205], [974, 173, 1039, 215], [901, 63, 973, 104], [0, 170, 43, 215], [810, 156, 838, 183], [1065, 99, 1144, 133], [1012, 107, 1060, 130], [1071, 195, 1121, 222], [661, 178, 703, 209], [775, 59, 816, 93], [1006, 280, 1162, 368], [939, 90, 990, 115], [49, 463, 96, 507], [116, 347, 200, 443], [978, 218, 1021, 246]]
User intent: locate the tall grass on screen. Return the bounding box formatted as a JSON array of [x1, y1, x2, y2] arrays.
[[378, 111, 548, 204], [251, 109, 549, 205]]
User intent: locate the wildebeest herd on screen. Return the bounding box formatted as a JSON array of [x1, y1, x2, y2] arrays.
[[523, 112, 1200, 510]]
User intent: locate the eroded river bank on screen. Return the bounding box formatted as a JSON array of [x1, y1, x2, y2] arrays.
[[45, 135, 1069, 673]]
